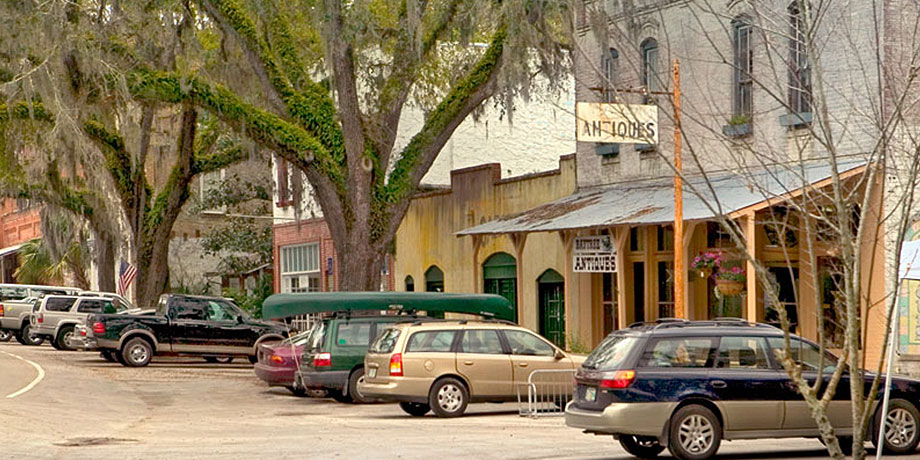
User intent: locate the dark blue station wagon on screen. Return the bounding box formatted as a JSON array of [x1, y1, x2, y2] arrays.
[[565, 319, 920, 460]]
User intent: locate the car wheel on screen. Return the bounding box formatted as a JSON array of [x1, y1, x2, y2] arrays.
[[428, 377, 469, 418], [399, 402, 431, 417], [619, 435, 665, 458], [50, 337, 63, 350], [0, 329, 12, 342], [20, 324, 44, 346], [114, 350, 127, 365], [875, 399, 920, 455], [667, 405, 721, 460], [100, 350, 116, 362], [121, 337, 153, 367], [348, 368, 373, 404], [330, 390, 353, 403], [56, 326, 77, 351]]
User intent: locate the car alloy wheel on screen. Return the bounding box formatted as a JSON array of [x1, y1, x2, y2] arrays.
[[886, 407, 918, 448], [129, 344, 148, 363], [678, 414, 714, 455], [0, 329, 12, 342], [122, 337, 152, 367], [428, 377, 469, 417]]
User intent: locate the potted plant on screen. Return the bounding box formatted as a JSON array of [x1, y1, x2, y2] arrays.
[[715, 266, 746, 295], [691, 251, 721, 279]]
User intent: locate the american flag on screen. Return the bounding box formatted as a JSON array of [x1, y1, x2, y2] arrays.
[[117, 259, 137, 296]]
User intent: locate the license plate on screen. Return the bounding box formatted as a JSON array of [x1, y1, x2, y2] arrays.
[[368, 367, 377, 378], [585, 387, 597, 402]]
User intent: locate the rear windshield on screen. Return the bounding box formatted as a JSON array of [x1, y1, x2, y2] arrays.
[[369, 327, 401, 354], [582, 336, 640, 370]]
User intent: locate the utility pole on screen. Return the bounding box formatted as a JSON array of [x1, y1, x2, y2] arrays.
[[673, 59, 685, 319]]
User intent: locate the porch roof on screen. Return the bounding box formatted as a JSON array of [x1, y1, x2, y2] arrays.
[[456, 159, 866, 236]]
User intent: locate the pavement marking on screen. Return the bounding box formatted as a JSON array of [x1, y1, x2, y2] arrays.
[[1, 350, 45, 398]]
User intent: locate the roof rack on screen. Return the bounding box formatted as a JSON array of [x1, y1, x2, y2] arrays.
[[395, 318, 518, 326], [653, 319, 780, 330]]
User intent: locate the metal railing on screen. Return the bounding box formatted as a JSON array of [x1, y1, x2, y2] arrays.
[[517, 368, 576, 418]]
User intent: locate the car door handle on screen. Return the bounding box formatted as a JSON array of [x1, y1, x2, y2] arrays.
[[463, 361, 474, 366], [711, 380, 727, 389], [518, 363, 529, 367]]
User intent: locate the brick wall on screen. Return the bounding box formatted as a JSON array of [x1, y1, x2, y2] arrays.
[[0, 199, 41, 248]]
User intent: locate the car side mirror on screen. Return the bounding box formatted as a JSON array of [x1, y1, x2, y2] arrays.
[[554, 349, 566, 360]]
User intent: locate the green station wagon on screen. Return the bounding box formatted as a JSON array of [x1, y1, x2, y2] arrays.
[[261, 292, 515, 404]]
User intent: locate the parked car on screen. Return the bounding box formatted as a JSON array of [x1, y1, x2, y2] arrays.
[[253, 329, 316, 395], [74, 308, 157, 362], [359, 320, 584, 417], [84, 294, 287, 367], [264, 291, 516, 404], [30, 295, 127, 351], [564, 319, 920, 460], [0, 284, 82, 345], [295, 314, 427, 403]]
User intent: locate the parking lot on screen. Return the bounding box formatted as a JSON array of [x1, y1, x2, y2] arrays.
[[0, 343, 850, 460]]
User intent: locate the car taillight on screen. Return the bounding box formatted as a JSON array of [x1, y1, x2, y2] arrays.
[[313, 352, 331, 367], [37, 314, 43, 323], [600, 370, 636, 389], [270, 355, 285, 365], [80, 329, 87, 337], [92, 322, 105, 334], [0, 305, 4, 316], [389, 353, 403, 376]]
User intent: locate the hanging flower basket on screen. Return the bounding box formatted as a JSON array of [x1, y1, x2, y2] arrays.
[[715, 265, 746, 296], [716, 278, 744, 296], [691, 252, 722, 280]]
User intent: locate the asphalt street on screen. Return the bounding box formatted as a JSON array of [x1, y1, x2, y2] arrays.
[[0, 342, 896, 460]]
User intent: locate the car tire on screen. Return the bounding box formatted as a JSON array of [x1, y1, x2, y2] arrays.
[[667, 405, 721, 460], [399, 402, 431, 417], [19, 324, 44, 346], [330, 390, 353, 403], [114, 350, 127, 365], [0, 329, 12, 342], [56, 326, 77, 351], [874, 398, 920, 455], [348, 368, 373, 404], [100, 350, 116, 362], [121, 337, 153, 367], [428, 377, 469, 418], [287, 386, 308, 397], [619, 435, 665, 458], [50, 337, 63, 350]]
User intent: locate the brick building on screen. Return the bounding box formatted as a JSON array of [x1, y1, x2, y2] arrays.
[[0, 198, 41, 283]]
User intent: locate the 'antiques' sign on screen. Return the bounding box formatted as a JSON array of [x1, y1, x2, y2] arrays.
[[573, 235, 617, 273], [575, 102, 659, 145]]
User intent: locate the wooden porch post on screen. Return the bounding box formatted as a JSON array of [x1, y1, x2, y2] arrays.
[[744, 213, 759, 322], [560, 230, 575, 348], [510, 233, 528, 324], [682, 221, 698, 320], [615, 227, 629, 329]]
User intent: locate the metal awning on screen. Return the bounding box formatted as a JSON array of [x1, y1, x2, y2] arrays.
[[457, 160, 866, 236], [0, 243, 24, 257]]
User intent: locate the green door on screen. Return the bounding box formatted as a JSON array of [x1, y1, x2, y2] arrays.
[[483, 253, 517, 322], [538, 270, 565, 348]]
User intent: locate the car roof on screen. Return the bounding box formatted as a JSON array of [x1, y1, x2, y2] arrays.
[[386, 319, 525, 331], [610, 319, 789, 339]]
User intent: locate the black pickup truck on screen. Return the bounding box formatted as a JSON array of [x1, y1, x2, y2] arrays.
[[84, 294, 287, 367]]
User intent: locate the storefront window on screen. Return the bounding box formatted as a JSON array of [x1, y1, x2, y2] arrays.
[[658, 261, 674, 318], [657, 225, 674, 252]]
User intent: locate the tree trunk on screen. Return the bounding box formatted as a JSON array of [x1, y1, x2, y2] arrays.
[[135, 240, 171, 309], [95, 230, 116, 292], [335, 235, 384, 291]]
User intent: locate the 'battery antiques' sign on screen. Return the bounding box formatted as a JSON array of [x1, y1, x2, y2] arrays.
[[573, 235, 617, 273], [575, 102, 659, 145]]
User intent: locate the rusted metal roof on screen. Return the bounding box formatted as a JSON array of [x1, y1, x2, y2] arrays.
[[457, 160, 866, 236]]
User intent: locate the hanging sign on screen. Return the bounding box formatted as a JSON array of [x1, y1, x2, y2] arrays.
[[573, 235, 617, 273], [575, 102, 659, 145]]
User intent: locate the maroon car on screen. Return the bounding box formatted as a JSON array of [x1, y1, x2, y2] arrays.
[[254, 329, 314, 396]]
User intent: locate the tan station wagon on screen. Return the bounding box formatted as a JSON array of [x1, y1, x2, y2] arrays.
[[359, 320, 584, 417]]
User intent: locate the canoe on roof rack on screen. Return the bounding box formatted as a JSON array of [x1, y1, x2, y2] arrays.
[[262, 291, 515, 322]]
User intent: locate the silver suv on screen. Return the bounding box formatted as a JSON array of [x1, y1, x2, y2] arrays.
[[31, 295, 127, 350]]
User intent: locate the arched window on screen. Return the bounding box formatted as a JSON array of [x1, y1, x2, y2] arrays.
[[405, 275, 415, 292], [640, 38, 659, 96], [424, 266, 444, 292]]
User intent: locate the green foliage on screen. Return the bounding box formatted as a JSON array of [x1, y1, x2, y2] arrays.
[[14, 239, 58, 285], [566, 334, 593, 355], [200, 217, 273, 274], [223, 274, 272, 319]]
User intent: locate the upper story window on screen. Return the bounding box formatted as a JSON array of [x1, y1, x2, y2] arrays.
[[788, 5, 811, 115], [733, 18, 753, 120], [641, 39, 660, 99], [604, 48, 619, 102]]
